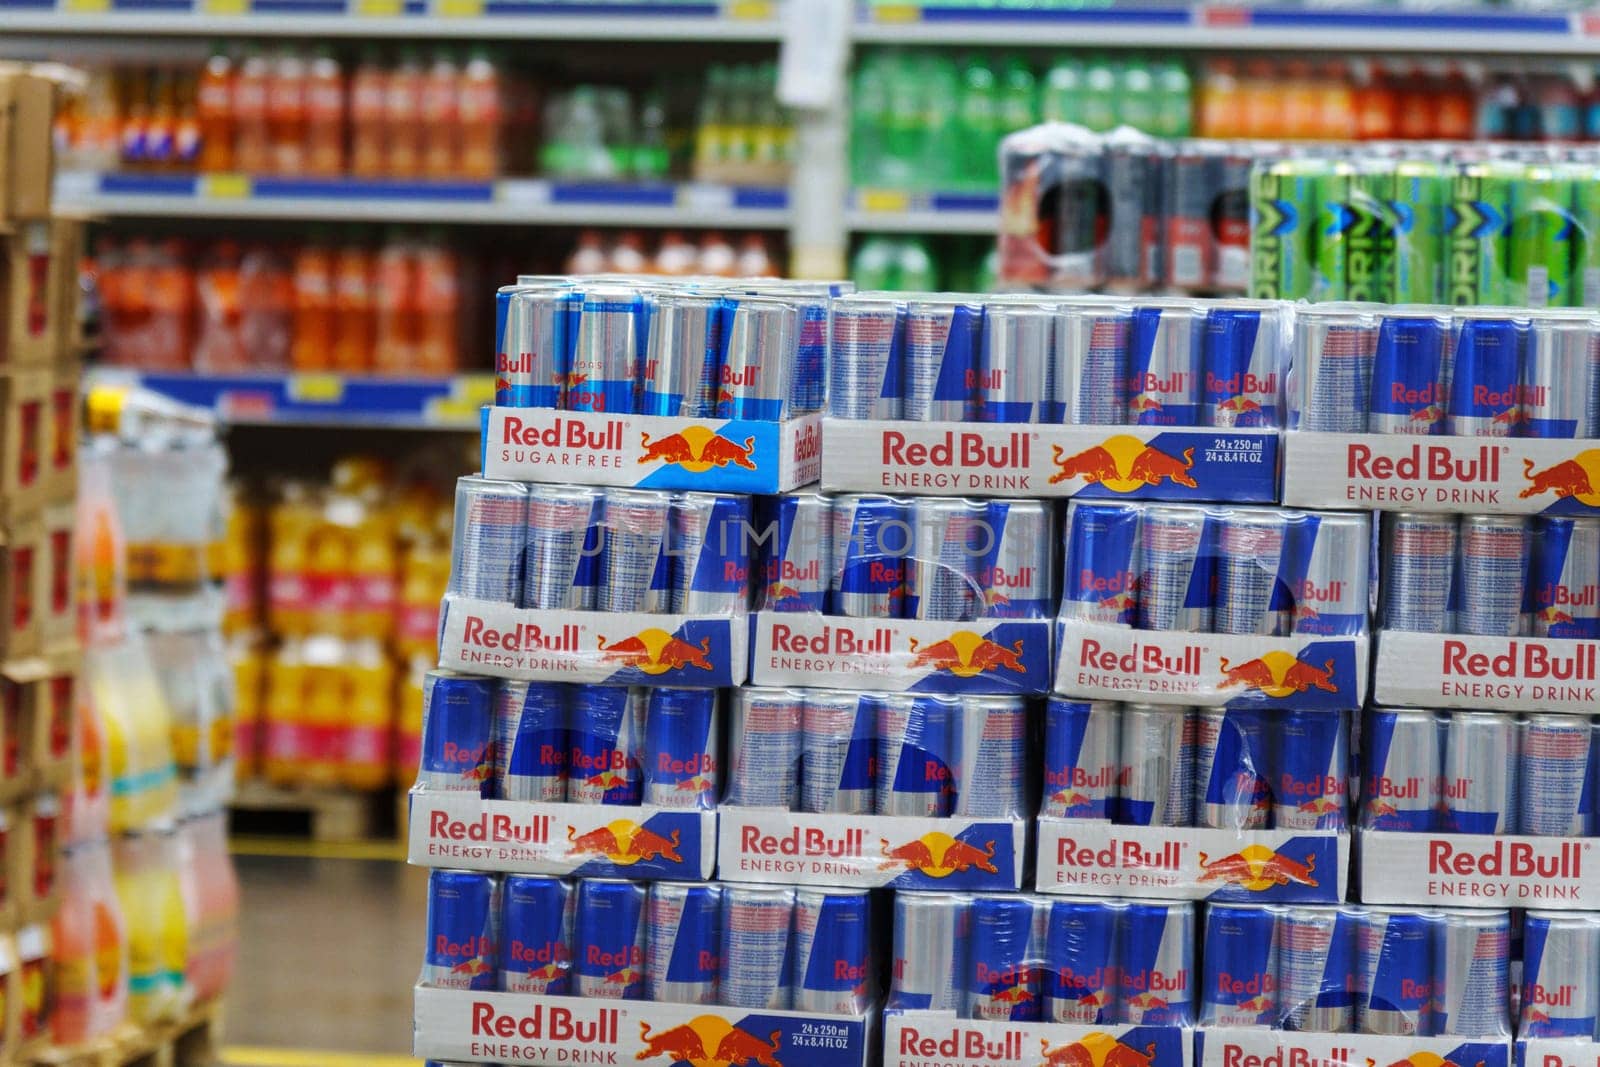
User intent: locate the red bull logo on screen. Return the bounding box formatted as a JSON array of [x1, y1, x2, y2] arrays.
[[566, 820, 684, 866], [1196, 844, 1319, 890], [881, 430, 1030, 471], [907, 631, 1028, 678], [741, 825, 867, 859], [502, 414, 626, 451], [1217, 651, 1339, 699], [1442, 639, 1598, 683], [1039, 1033, 1158, 1067], [1522, 452, 1600, 503], [636, 1017, 786, 1067], [472, 1001, 620, 1043], [597, 628, 718, 675], [878, 832, 1001, 877], [429, 809, 550, 846], [639, 427, 758, 473], [1347, 442, 1500, 484], [1049, 435, 1199, 491], [1428, 839, 1582, 878]]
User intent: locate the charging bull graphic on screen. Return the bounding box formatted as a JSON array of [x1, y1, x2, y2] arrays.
[[1049, 435, 1199, 492], [635, 1017, 785, 1067], [1522, 453, 1600, 504], [879, 832, 1002, 878], [638, 426, 759, 473], [597, 628, 717, 675], [1038, 1033, 1160, 1067], [1197, 843, 1319, 890], [567, 820, 684, 866], [1216, 651, 1340, 699], [907, 632, 1029, 678]]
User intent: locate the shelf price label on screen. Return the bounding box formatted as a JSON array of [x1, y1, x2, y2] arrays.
[[198, 0, 250, 14], [58, 0, 112, 15], [676, 182, 734, 215], [350, 0, 403, 14], [199, 174, 252, 200], [869, 3, 921, 21], [287, 374, 346, 404], [432, 0, 483, 16], [722, 0, 774, 18], [856, 188, 913, 214], [495, 179, 552, 209], [453, 375, 496, 406]]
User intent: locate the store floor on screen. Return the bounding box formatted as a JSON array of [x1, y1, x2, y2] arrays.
[[223, 850, 425, 1066]]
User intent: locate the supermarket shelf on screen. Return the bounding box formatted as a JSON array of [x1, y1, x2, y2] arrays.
[[54, 171, 792, 227], [89, 369, 493, 429], [0, 0, 781, 39], [855, 2, 1600, 54], [847, 188, 998, 234]]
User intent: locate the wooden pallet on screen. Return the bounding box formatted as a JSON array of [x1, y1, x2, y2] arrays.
[[31, 998, 223, 1067], [228, 781, 396, 843]]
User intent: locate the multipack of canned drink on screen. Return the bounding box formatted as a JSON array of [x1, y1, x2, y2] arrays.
[[415, 871, 875, 1066], [1280, 303, 1600, 517], [1034, 701, 1350, 904], [746, 490, 1055, 694], [880, 891, 1197, 1067], [1358, 707, 1600, 911], [485, 276, 836, 494], [435, 477, 749, 686], [822, 292, 1283, 502], [714, 688, 1030, 891], [1053, 501, 1371, 710]]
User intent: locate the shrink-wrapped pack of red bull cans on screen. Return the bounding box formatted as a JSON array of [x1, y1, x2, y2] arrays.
[[821, 291, 1284, 503], [881, 891, 1196, 1067], [746, 490, 1056, 695], [715, 687, 1032, 891], [1053, 501, 1371, 711], [1281, 303, 1600, 519], [436, 477, 750, 687], [483, 275, 837, 494]]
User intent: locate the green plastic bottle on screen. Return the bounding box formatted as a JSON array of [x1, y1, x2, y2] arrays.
[[852, 237, 900, 291], [1041, 58, 1087, 125], [1082, 54, 1119, 133], [958, 56, 1001, 189], [1156, 58, 1195, 138], [1118, 56, 1158, 133], [851, 54, 890, 187], [898, 238, 939, 292]]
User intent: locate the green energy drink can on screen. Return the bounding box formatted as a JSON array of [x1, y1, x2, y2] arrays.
[[1575, 163, 1600, 306], [1346, 161, 1395, 304], [1313, 161, 1354, 302], [1510, 164, 1577, 308], [1391, 159, 1448, 305], [1448, 160, 1517, 307], [1249, 158, 1317, 301]]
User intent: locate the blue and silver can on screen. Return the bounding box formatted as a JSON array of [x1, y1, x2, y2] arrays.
[[645, 882, 722, 1005]]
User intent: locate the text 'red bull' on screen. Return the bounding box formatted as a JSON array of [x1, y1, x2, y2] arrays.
[[1442, 641, 1599, 681], [1079, 640, 1205, 677], [898, 1027, 1026, 1060], [769, 623, 894, 656], [1057, 838, 1186, 870], [740, 825, 867, 858], [1221, 1045, 1360, 1067], [471, 1002, 620, 1043], [1429, 840, 1583, 878], [501, 416, 627, 452], [1347, 444, 1501, 482], [882, 431, 1031, 470], [460, 618, 581, 653], [429, 809, 552, 845]]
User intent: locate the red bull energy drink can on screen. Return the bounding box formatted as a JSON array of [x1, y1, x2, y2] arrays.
[[1045, 898, 1118, 1024], [642, 688, 718, 810], [889, 892, 968, 1013], [720, 884, 794, 1010], [524, 485, 602, 611], [758, 492, 831, 613], [1276, 710, 1348, 831], [1056, 302, 1130, 426], [725, 688, 802, 810], [494, 681, 569, 803], [717, 297, 798, 420], [1440, 711, 1517, 835], [671, 492, 751, 614], [1368, 308, 1452, 435], [417, 670, 493, 794], [954, 695, 1027, 818], [598, 489, 672, 614], [801, 691, 876, 815], [792, 888, 871, 1015], [1456, 515, 1531, 636], [642, 292, 720, 418], [1194, 708, 1270, 831], [1291, 304, 1378, 433], [1202, 303, 1284, 428], [1532, 516, 1600, 638], [1129, 302, 1205, 427], [1043, 699, 1120, 820], [1519, 714, 1596, 836], [1214, 511, 1292, 636], [575, 878, 646, 1000], [1289, 512, 1370, 637], [906, 298, 981, 422], [1120, 705, 1195, 828], [424, 869, 499, 990], [1278, 907, 1357, 1033], [567, 286, 644, 414], [645, 882, 721, 1005], [905, 498, 982, 622], [978, 499, 1054, 619], [568, 687, 645, 806], [448, 477, 527, 605], [1434, 909, 1510, 1038], [978, 302, 1055, 424], [1137, 505, 1213, 632], [831, 494, 909, 618], [1201, 904, 1279, 1026], [828, 296, 904, 421], [1361, 708, 1443, 833], [1163, 144, 1218, 293], [969, 895, 1047, 1022], [1448, 311, 1528, 436], [1062, 502, 1140, 626], [876, 694, 957, 817], [495, 284, 574, 409], [1356, 908, 1435, 1035], [1520, 911, 1600, 1038], [1381, 513, 1457, 633], [501, 875, 573, 995], [1121, 901, 1194, 1025], [1523, 311, 1599, 438]]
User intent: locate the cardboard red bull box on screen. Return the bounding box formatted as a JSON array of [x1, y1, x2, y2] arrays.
[[1199, 1029, 1510, 1067], [885, 1015, 1194, 1067], [414, 987, 872, 1067]]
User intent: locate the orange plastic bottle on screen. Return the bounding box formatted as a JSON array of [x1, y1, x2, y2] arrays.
[[1241, 60, 1282, 140], [421, 50, 461, 179], [608, 232, 649, 274], [349, 48, 388, 178], [304, 46, 346, 177], [736, 234, 777, 278], [1354, 60, 1399, 141], [1436, 63, 1477, 141], [261, 645, 304, 787], [290, 241, 335, 371], [193, 241, 245, 372], [331, 240, 375, 373], [119, 69, 150, 170], [1316, 62, 1358, 141], [196, 44, 234, 172], [174, 75, 202, 172], [373, 233, 418, 374], [51, 840, 127, 1046], [697, 232, 738, 277], [266, 49, 307, 175], [1281, 61, 1320, 141], [384, 50, 424, 179], [340, 640, 393, 790], [1197, 59, 1242, 140], [415, 234, 459, 374], [143, 70, 177, 170], [565, 231, 608, 275], [457, 48, 502, 180], [653, 231, 698, 276], [1396, 62, 1437, 141], [149, 240, 195, 372], [232, 49, 271, 174]]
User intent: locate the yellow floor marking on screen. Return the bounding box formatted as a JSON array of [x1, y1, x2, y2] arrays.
[[224, 1046, 420, 1067], [229, 836, 407, 862]]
